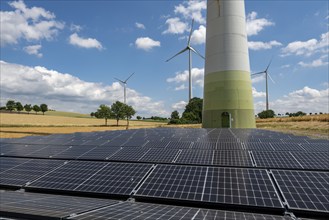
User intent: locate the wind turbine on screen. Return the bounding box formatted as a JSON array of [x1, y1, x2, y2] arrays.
[[252, 59, 275, 111], [114, 73, 135, 104], [166, 19, 205, 101]]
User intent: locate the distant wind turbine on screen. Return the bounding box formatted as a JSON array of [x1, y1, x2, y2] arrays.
[[114, 72, 135, 104], [166, 19, 205, 101], [252, 59, 275, 111]]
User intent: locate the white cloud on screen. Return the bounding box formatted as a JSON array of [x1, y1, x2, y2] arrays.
[[298, 58, 329, 68], [167, 68, 204, 88], [172, 101, 187, 110], [135, 37, 160, 51], [191, 25, 206, 45], [174, 0, 206, 24], [0, 60, 169, 117], [0, 0, 64, 46], [248, 41, 282, 50], [175, 84, 187, 91], [251, 75, 265, 84], [281, 32, 329, 57], [23, 44, 42, 57], [246, 12, 274, 36], [252, 87, 266, 98], [70, 24, 82, 32], [69, 33, 103, 50], [163, 17, 188, 34], [281, 64, 290, 69], [135, 22, 145, 29], [254, 86, 329, 114]]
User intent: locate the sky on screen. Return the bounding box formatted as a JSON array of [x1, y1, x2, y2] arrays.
[[1, 0, 328, 117]]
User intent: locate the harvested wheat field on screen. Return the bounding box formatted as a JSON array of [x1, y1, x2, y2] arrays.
[[0, 113, 167, 138]]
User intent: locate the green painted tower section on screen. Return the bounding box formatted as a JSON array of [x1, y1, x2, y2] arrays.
[[202, 0, 256, 128]]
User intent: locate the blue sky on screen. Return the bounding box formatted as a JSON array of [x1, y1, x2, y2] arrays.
[[1, 0, 328, 117]]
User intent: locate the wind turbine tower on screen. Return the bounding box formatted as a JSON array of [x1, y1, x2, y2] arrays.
[[202, 0, 256, 128], [166, 19, 205, 101], [114, 73, 134, 104]]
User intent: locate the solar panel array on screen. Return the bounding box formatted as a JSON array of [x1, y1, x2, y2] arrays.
[[1, 128, 328, 219]]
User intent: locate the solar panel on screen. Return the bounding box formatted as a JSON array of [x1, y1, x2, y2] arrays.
[[272, 170, 329, 213], [166, 141, 192, 149], [121, 139, 148, 147], [0, 159, 65, 187], [0, 157, 31, 173], [300, 143, 329, 152], [77, 146, 120, 160], [1, 143, 48, 157], [136, 165, 283, 209], [203, 167, 283, 208], [109, 147, 149, 162], [139, 148, 180, 163], [143, 141, 169, 148], [270, 143, 304, 151], [175, 149, 213, 165], [27, 161, 153, 196], [217, 142, 244, 150], [252, 151, 302, 169], [289, 152, 329, 170], [52, 145, 95, 159], [24, 145, 72, 158], [69, 201, 290, 220], [0, 190, 118, 219], [213, 151, 253, 167], [244, 143, 274, 151], [192, 142, 217, 150]]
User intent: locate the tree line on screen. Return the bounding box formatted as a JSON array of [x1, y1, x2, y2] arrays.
[[90, 101, 136, 127], [1, 100, 48, 115], [169, 97, 203, 124]]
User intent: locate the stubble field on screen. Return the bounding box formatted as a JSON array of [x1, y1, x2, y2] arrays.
[[1, 113, 328, 139]]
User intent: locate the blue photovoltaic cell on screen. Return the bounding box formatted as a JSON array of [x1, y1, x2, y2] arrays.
[[272, 170, 329, 213]]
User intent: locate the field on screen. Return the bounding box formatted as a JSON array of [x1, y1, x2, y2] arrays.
[[1, 113, 328, 139]]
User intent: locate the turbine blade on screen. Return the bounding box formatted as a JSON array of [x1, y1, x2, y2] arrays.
[[114, 78, 125, 84], [187, 19, 194, 46], [189, 46, 205, 60], [251, 71, 265, 76], [268, 73, 276, 84], [265, 57, 273, 72], [165, 47, 189, 62], [125, 72, 135, 83]]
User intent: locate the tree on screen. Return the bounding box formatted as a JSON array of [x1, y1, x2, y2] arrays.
[[40, 104, 48, 115], [6, 100, 16, 112], [182, 97, 203, 123], [257, 109, 275, 119], [16, 102, 23, 113], [111, 101, 125, 126], [90, 112, 95, 117], [33, 105, 41, 114], [123, 104, 136, 129], [96, 104, 112, 126], [136, 116, 142, 120], [24, 104, 32, 114], [171, 110, 180, 120]]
